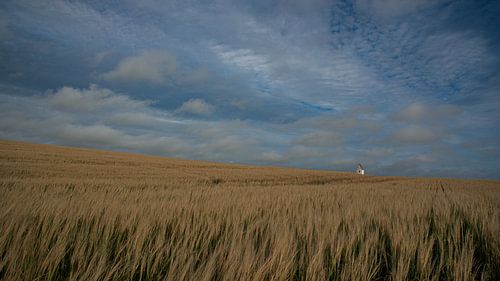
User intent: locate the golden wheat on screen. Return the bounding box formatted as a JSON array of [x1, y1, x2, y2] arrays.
[[0, 140, 499, 280]]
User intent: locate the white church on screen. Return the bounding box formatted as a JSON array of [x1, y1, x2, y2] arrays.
[[356, 163, 365, 175]]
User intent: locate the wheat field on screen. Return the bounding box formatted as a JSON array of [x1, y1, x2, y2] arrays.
[[0, 139, 499, 281]]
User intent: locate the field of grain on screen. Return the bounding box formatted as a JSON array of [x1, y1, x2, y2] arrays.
[[0, 139, 499, 281]]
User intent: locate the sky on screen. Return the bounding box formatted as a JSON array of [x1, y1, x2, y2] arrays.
[[0, 0, 499, 178]]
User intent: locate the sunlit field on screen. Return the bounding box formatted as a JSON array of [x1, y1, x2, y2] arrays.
[[0, 140, 499, 280]]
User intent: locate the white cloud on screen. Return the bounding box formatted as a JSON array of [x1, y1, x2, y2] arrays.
[[393, 102, 461, 123], [101, 50, 177, 84], [107, 113, 157, 126], [176, 99, 215, 116], [294, 114, 381, 132], [53, 124, 128, 147], [391, 126, 439, 144], [414, 154, 436, 163], [0, 85, 496, 177], [47, 85, 151, 113], [0, 87, 267, 162], [258, 151, 283, 162]]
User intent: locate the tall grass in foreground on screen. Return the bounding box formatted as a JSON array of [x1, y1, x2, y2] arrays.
[[0, 140, 499, 280]]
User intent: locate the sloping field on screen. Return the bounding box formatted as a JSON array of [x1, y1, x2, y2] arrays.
[[0, 139, 499, 280]]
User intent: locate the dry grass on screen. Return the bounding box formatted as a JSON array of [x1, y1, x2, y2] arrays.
[[0, 139, 499, 281]]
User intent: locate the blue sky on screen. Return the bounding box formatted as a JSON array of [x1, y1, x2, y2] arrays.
[[1, 0, 499, 178]]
